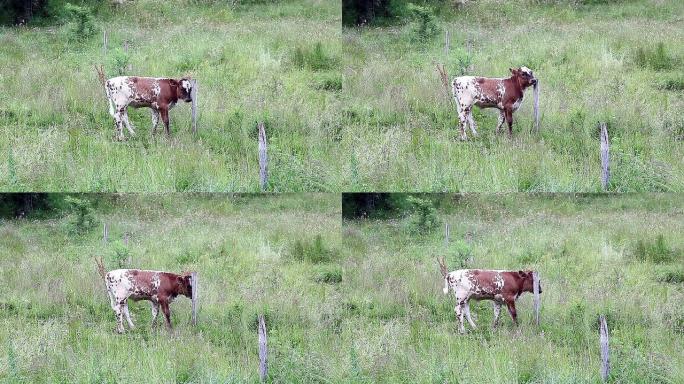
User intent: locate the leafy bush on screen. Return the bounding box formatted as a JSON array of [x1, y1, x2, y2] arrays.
[[109, 47, 130, 76], [657, 76, 684, 91], [313, 74, 343, 91], [111, 239, 131, 268], [288, 234, 337, 263], [314, 266, 343, 284], [407, 3, 439, 43], [64, 195, 96, 234], [631, 235, 677, 264], [406, 196, 439, 234], [633, 43, 674, 71], [291, 42, 338, 71], [655, 266, 684, 284], [64, 3, 96, 41]]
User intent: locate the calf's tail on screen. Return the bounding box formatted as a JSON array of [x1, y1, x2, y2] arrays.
[[95, 256, 106, 281], [437, 256, 450, 294], [95, 65, 114, 116]]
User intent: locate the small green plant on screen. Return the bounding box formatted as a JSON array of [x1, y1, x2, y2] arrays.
[[314, 74, 342, 91], [406, 196, 439, 234], [64, 3, 96, 41], [111, 240, 130, 268], [314, 266, 343, 284], [288, 234, 337, 263], [655, 266, 684, 284], [657, 76, 684, 91], [407, 3, 439, 43], [109, 47, 130, 76], [64, 195, 96, 234], [632, 235, 676, 264], [633, 43, 674, 71], [291, 42, 337, 71]]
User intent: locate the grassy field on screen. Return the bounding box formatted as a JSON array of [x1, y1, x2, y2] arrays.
[[0, 0, 342, 192], [0, 193, 346, 382], [342, 0, 684, 192], [342, 193, 684, 383]]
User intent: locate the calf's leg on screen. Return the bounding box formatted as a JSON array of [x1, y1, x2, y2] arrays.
[[123, 302, 135, 330], [113, 110, 125, 141], [160, 108, 170, 137], [114, 302, 126, 334], [160, 300, 173, 329], [492, 301, 502, 328], [150, 302, 160, 327], [505, 108, 514, 137], [464, 302, 477, 329], [467, 110, 478, 137], [122, 108, 136, 136], [151, 109, 160, 135], [505, 300, 518, 326], [495, 110, 505, 134]]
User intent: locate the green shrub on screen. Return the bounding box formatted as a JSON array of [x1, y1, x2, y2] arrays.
[[109, 47, 130, 76], [655, 266, 684, 284], [291, 42, 337, 71], [407, 3, 439, 43], [64, 195, 96, 234], [64, 3, 96, 41], [631, 235, 677, 264], [314, 266, 343, 284], [111, 240, 130, 268], [633, 43, 674, 71], [406, 196, 439, 234], [288, 234, 337, 263], [657, 76, 684, 91], [313, 74, 343, 91]]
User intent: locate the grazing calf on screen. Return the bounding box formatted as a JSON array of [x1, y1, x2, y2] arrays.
[[438, 257, 541, 334], [104, 76, 193, 140], [452, 67, 537, 140], [97, 260, 194, 333]]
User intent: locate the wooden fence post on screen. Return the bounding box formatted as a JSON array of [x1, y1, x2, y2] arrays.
[[444, 222, 450, 248], [533, 271, 541, 326], [599, 315, 610, 381], [190, 80, 198, 134], [124, 232, 131, 265], [533, 82, 540, 133], [103, 223, 108, 244], [258, 122, 268, 192], [190, 272, 198, 326], [599, 122, 610, 191], [258, 314, 268, 382], [123, 40, 132, 72], [103, 30, 107, 57], [444, 30, 450, 58]]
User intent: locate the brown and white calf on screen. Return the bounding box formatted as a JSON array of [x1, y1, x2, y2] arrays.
[[452, 67, 537, 140], [105, 76, 193, 140], [438, 257, 541, 334], [101, 268, 194, 333]]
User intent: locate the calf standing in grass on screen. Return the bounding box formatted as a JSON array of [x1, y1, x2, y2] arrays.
[[97, 258, 194, 333], [452, 66, 538, 140], [438, 257, 541, 334], [104, 76, 193, 140]]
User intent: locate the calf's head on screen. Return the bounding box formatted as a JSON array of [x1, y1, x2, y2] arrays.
[[518, 270, 542, 294], [176, 272, 194, 298], [172, 78, 194, 103], [510, 67, 537, 89]]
